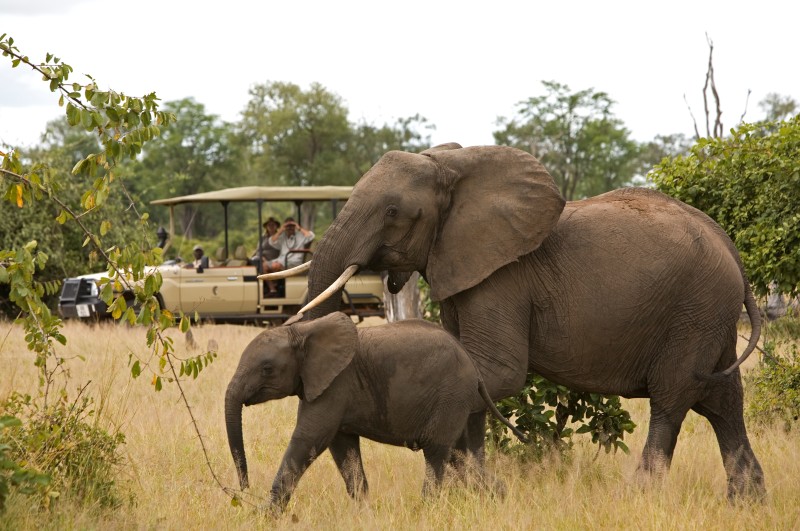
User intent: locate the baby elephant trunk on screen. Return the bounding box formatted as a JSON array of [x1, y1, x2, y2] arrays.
[[224, 385, 249, 490]]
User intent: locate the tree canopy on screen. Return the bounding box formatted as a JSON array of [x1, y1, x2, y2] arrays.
[[494, 81, 643, 200]]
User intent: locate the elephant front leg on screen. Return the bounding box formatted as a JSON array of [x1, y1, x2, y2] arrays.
[[269, 433, 331, 512], [328, 432, 368, 499]]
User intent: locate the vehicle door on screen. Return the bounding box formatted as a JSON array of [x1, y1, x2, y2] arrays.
[[179, 264, 249, 314]]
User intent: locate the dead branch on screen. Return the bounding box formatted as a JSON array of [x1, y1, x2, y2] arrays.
[[740, 88, 752, 124], [684, 93, 702, 140]]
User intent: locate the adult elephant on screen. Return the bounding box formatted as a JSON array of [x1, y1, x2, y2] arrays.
[[292, 143, 765, 499]]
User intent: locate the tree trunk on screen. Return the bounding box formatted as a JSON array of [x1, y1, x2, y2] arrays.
[[382, 271, 421, 322]]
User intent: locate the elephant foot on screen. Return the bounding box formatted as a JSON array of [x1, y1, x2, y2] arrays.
[[258, 501, 285, 519], [632, 462, 669, 494], [726, 462, 766, 503], [721, 445, 766, 503], [452, 462, 506, 498], [267, 489, 292, 515]]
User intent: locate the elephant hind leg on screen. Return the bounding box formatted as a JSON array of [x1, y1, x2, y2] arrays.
[[422, 444, 452, 496], [691, 376, 766, 501], [329, 432, 368, 500], [638, 402, 688, 478], [447, 410, 486, 477]]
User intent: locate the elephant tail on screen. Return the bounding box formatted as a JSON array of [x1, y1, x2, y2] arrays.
[[478, 379, 529, 444], [698, 280, 762, 381]]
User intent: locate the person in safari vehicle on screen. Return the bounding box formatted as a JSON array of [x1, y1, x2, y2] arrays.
[[262, 218, 315, 296]]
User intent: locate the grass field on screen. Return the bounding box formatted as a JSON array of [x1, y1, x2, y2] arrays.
[[1, 320, 799, 529]]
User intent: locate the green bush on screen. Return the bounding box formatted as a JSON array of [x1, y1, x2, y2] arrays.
[[488, 373, 636, 459], [745, 341, 800, 432], [0, 415, 51, 512], [1, 391, 126, 509]]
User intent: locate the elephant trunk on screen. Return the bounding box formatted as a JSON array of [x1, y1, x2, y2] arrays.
[[307, 208, 373, 320], [224, 384, 249, 490]]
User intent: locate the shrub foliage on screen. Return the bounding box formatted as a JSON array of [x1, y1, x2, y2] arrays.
[[1, 390, 125, 508]]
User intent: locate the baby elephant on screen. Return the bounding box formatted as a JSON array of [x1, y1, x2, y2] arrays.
[[224, 312, 523, 511]]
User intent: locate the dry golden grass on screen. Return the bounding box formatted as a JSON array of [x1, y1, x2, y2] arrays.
[[1, 320, 799, 530]]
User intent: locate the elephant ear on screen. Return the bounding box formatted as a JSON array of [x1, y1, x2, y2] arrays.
[[424, 145, 565, 301], [290, 312, 359, 402]]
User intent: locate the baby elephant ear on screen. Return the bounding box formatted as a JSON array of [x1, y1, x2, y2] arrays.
[[290, 312, 358, 402]]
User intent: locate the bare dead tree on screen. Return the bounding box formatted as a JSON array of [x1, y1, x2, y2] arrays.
[[702, 34, 724, 138], [686, 34, 731, 140]]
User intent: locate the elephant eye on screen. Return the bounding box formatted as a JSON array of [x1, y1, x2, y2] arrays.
[[386, 205, 398, 218], [261, 363, 272, 375]]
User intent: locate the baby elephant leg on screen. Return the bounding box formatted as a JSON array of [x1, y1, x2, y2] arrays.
[[329, 432, 368, 499], [422, 444, 452, 496], [270, 434, 330, 512]]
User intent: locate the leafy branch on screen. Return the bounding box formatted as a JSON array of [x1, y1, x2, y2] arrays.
[[0, 35, 241, 507]]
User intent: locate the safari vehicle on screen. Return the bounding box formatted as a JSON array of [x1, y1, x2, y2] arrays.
[[57, 186, 385, 324]]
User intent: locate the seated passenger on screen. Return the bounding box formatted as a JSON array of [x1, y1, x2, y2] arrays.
[[252, 217, 280, 270], [185, 244, 210, 270], [262, 218, 315, 296]]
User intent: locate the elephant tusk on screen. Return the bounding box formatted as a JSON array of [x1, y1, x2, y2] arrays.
[[283, 264, 359, 326], [258, 261, 312, 280]]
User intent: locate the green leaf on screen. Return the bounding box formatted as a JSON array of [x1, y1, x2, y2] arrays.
[[80, 109, 93, 129], [131, 360, 141, 378]]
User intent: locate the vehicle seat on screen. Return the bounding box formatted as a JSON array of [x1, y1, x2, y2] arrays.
[[209, 247, 226, 267], [226, 245, 249, 266]]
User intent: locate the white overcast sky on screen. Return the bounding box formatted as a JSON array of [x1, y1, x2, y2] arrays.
[[1, 0, 798, 150]]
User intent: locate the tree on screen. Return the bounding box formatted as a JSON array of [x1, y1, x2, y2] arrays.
[[636, 133, 694, 180], [132, 98, 237, 239], [649, 114, 800, 297], [1, 118, 143, 298], [233, 81, 433, 231], [0, 35, 257, 514], [348, 114, 434, 175], [494, 81, 641, 200], [234, 82, 353, 188], [759, 93, 798, 122]]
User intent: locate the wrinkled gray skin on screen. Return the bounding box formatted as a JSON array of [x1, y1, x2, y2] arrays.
[[225, 312, 516, 511], [304, 143, 765, 500]]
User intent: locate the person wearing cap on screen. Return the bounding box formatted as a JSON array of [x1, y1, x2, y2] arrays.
[[262, 217, 315, 295], [186, 244, 210, 270]]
